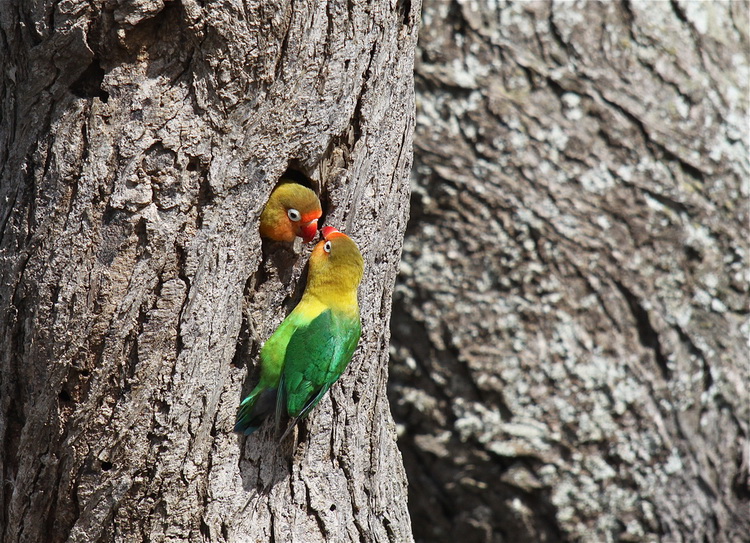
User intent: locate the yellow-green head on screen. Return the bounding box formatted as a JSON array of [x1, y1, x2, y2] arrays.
[[306, 226, 364, 306]]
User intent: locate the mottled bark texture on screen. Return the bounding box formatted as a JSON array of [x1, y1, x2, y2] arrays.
[[0, 1, 418, 541], [391, 1, 748, 542]]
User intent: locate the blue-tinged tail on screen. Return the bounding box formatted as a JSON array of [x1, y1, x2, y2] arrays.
[[234, 387, 278, 435]]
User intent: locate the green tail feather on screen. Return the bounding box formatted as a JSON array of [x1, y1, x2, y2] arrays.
[[277, 375, 333, 441], [234, 387, 277, 435]]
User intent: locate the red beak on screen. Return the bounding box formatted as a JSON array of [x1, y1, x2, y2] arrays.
[[300, 219, 319, 243], [322, 226, 340, 239]]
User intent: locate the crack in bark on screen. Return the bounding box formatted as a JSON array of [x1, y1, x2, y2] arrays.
[[597, 92, 708, 182], [614, 280, 672, 380]]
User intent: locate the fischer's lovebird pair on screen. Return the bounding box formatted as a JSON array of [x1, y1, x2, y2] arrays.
[[234, 181, 364, 437]]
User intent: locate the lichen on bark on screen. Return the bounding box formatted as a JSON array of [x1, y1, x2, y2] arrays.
[[392, 1, 749, 541]]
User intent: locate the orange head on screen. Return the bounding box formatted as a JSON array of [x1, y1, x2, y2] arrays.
[[259, 182, 322, 243]]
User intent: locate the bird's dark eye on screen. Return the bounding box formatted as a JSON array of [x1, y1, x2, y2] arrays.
[[287, 208, 301, 221], [324, 241, 332, 253]]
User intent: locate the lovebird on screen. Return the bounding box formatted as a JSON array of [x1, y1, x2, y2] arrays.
[[259, 180, 322, 243], [234, 226, 365, 435]]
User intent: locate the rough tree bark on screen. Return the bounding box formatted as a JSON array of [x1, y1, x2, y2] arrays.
[[391, 1, 748, 542], [0, 1, 418, 541]]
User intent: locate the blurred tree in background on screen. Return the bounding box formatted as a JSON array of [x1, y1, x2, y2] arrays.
[[391, 1, 749, 541]]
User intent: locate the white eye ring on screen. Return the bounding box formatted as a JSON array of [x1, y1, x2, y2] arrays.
[[324, 241, 332, 253], [287, 208, 301, 222]]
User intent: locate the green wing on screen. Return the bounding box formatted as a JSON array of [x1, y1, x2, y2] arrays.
[[280, 309, 361, 419], [235, 310, 309, 435]]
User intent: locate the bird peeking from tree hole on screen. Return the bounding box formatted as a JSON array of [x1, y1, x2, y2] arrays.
[[259, 179, 322, 243]]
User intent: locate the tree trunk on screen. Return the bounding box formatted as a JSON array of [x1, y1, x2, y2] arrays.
[[0, 1, 417, 541], [392, 1, 748, 542]]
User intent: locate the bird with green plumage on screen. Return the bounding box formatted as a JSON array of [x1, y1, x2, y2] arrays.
[[234, 226, 365, 435]]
